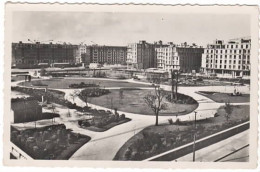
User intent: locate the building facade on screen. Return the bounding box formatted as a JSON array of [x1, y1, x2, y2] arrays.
[[12, 41, 78, 68], [127, 40, 157, 69], [201, 37, 251, 78], [155, 43, 204, 73], [75, 44, 87, 64], [83, 45, 127, 65]]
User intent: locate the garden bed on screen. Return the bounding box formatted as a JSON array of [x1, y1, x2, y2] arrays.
[[11, 124, 91, 160], [69, 82, 100, 88], [81, 118, 131, 132], [198, 91, 250, 103], [114, 105, 249, 160]]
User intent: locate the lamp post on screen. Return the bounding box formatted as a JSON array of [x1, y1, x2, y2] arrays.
[[193, 111, 197, 162]]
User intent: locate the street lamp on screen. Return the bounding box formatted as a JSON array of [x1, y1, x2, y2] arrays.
[[193, 111, 197, 162]]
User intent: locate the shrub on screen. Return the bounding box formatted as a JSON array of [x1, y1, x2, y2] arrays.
[[115, 113, 119, 122], [168, 118, 173, 125], [78, 120, 83, 126], [124, 147, 133, 160], [117, 75, 127, 80], [108, 115, 116, 123], [82, 121, 91, 127], [175, 118, 181, 125], [120, 114, 126, 120]]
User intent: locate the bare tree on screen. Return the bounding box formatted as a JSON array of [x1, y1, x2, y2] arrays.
[[143, 86, 167, 126], [119, 89, 124, 104], [49, 104, 57, 124], [80, 89, 92, 107], [69, 90, 80, 103], [170, 69, 179, 101], [224, 101, 233, 122]]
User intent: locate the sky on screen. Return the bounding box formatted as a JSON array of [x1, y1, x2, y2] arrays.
[[12, 11, 250, 46]]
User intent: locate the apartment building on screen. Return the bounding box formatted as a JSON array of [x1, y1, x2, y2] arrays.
[[12, 41, 78, 68], [85, 45, 127, 65], [155, 42, 204, 73], [127, 40, 157, 69], [201, 37, 251, 79]]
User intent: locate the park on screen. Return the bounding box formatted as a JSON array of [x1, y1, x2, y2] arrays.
[[10, 70, 250, 160]]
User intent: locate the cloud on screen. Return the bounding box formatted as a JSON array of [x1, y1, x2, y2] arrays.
[[12, 12, 250, 46]]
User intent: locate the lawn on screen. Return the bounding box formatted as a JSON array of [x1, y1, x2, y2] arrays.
[[114, 105, 249, 160], [87, 89, 198, 116], [198, 91, 250, 103], [19, 78, 152, 89]]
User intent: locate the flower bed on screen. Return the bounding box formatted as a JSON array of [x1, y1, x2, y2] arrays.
[[69, 82, 99, 88], [78, 113, 131, 132], [165, 93, 197, 104], [79, 88, 110, 98], [11, 124, 90, 160]]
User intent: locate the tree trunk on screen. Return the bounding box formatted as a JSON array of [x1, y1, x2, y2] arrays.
[[171, 70, 175, 100], [175, 71, 178, 100], [155, 111, 159, 126]]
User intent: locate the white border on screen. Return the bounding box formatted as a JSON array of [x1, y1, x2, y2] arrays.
[[1, 1, 259, 172]]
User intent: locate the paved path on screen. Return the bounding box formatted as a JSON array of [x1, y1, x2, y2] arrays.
[[174, 130, 249, 162], [11, 77, 250, 160]]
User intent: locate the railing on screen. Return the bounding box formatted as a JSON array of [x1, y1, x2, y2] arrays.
[[10, 142, 33, 160]]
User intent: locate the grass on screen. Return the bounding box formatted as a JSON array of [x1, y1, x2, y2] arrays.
[[19, 78, 152, 89], [82, 118, 132, 132], [114, 105, 249, 160], [87, 89, 198, 116], [198, 91, 250, 103]]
